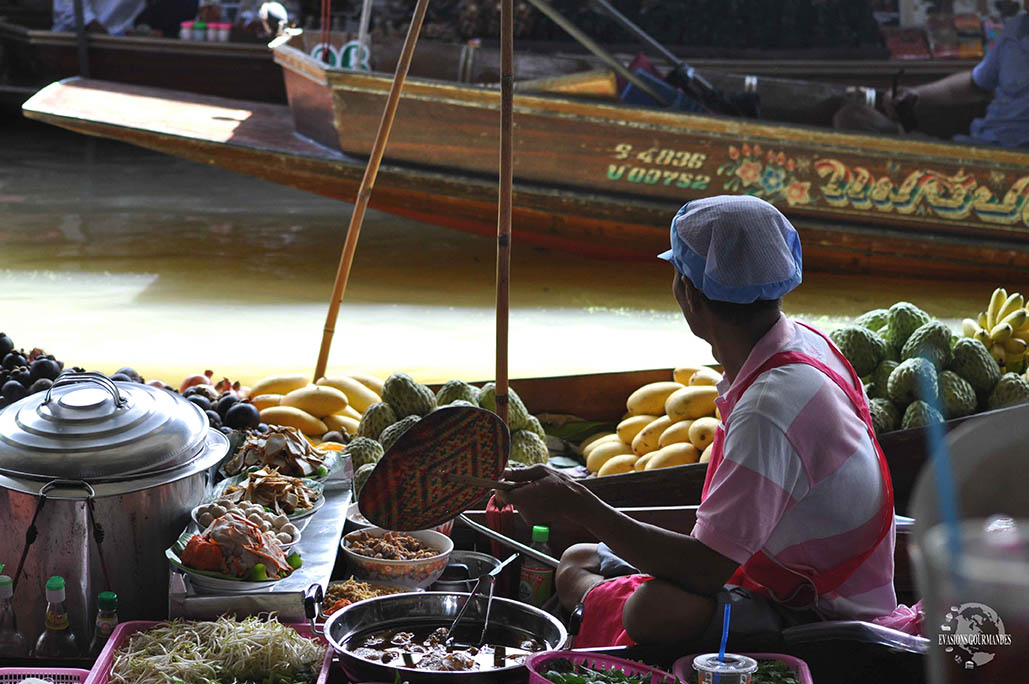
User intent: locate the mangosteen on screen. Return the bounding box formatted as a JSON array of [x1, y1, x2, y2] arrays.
[[187, 394, 213, 412], [321, 431, 345, 444], [11, 367, 32, 388], [224, 401, 260, 430], [116, 367, 143, 383], [205, 409, 222, 428], [2, 380, 27, 402], [2, 352, 26, 371], [109, 373, 133, 383], [256, 422, 270, 433], [28, 378, 53, 394], [219, 426, 233, 435], [30, 358, 62, 382], [0, 333, 13, 358], [215, 393, 240, 419]]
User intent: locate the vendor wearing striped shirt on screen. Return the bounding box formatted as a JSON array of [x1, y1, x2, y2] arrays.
[[498, 195, 897, 646]]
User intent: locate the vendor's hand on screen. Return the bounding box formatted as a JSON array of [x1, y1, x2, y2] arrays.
[[495, 464, 592, 527], [881, 86, 918, 121], [84, 19, 108, 33]]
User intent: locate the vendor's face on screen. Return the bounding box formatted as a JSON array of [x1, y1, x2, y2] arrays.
[[672, 271, 704, 337]]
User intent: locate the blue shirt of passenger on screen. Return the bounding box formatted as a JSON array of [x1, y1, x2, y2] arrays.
[[971, 12, 1029, 148]]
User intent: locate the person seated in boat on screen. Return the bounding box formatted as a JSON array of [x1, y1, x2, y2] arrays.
[[52, 0, 146, 34], [839, 6, 1028, 148], [497, 195, 898, 648]]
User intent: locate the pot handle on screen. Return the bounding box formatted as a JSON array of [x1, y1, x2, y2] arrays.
[[304, 583, 325, 636], [44, 371, 126, 408], [40, 478, 97, 500]]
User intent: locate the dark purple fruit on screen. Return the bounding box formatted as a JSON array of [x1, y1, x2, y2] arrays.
[[205, 409, 222, 428], [2, 380, 27, 402], [215, 394, 240, 419], [0, 334, 13, 358], [2, 353, 26, 371], [187, 395, 212, 412], [256, 423, 270, 433], [224, 401, 260, 430], [322, 431, 345, 443], [28, 378, 53, 394], [219, 426, 233, 435], [30, 358, 62, 382], [11, 367, 31, 387], [110, 373, 133, 383], [116, 367, 143, 383]]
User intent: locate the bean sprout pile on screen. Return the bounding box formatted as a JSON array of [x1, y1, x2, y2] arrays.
[[107, 616, 326, 684]]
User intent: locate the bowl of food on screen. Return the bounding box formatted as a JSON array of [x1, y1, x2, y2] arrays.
[[324, 591, 567, 683], [192, 500, 302, 550], [321, 578, 412, 617], [341, 527, 453, 590]]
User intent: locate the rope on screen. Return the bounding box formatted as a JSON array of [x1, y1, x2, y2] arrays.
[[10, 491, 48, 592]]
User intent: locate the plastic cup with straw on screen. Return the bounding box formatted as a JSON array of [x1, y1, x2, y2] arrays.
[[691, 604, 758, 684]]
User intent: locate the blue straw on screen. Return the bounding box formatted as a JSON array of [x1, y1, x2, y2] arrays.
[[714, 603, 731, 684], [916, 371, 964, 588]]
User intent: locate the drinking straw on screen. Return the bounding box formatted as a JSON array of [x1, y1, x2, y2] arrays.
[[715, 602, 731, 684], [917, 371, 964, 587]]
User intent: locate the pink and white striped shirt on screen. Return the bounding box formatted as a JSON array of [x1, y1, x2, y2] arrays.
[[692, 314, 897, 620]]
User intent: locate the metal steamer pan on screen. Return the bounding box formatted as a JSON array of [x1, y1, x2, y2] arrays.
[[0, 372, 229, 646], [318, 591, 568, 684]]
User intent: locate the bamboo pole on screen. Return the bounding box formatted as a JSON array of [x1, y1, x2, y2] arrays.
[[313, 0, 431, 381], [494, 0, 514, 426]]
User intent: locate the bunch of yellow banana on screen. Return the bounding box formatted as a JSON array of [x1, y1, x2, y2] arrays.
[[962, 288, 1029, 372]]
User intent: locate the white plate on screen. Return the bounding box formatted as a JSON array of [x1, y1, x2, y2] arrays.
[[190, 504, 303, 551]]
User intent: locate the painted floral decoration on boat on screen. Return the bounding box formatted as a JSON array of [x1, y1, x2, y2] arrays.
[[718, 144, 813, 207]]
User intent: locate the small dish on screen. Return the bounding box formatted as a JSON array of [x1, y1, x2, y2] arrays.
[[340, 527, 453, 590], [166, 529, 299, 594], [191, 504, 302, 552]]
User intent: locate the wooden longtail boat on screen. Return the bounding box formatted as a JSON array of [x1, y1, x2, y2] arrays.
[[24, 28, 1029, 281], [0, 18, 286, 103]]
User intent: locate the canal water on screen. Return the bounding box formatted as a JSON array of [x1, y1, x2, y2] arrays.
[[0, 116, 999, 387]]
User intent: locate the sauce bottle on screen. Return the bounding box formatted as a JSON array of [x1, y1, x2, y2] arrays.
[[0, 574, 29, 657], [33, 575, 79, 658], [518, 525, 554, 607], [88, 591, 119, 657]]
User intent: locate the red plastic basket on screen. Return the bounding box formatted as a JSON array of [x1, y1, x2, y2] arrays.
[[526, 650, 677, 684], [0, 670, 91, 684], [84, 620, 333, 684], [672, 652, 813, 684]]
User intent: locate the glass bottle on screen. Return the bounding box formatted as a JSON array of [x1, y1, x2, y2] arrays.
[[88, 591, 118, 657], [33, 575, 79, 658], [0, 574, 29, 657], [518, 525, 554, 607]]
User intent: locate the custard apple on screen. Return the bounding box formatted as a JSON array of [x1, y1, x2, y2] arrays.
[[872, 360, 899, 397], [937, 370, 976, 419], [435, 379, 479, 406], [343, 436, 384, 468], [987, 372, 1029, 411], [382, 373, 436, 417], [353, 462, 377, 497], [902, 400, 944, 429], [378, 414, 421, 452], [357, 401, 397, 440], [887, 357, 938, 407], [829, 326, 887, 376], [949, 337, 1002, 398], [855, 308, 890, 331], [887, 302, 932, 349], [901, 321, 953, 370], [478, 382, 532, 431], [510, 429, 548, 465], [869, 398, 900, 435]]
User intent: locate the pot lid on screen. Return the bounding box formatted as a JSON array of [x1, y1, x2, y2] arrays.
[[0, 372, 210, 482], [359, 405, 509, 531]]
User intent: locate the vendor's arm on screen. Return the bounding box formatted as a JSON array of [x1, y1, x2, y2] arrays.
[[499, 466, 738, 597]]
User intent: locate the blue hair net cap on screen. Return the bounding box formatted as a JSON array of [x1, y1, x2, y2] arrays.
[[657, 195, 803, 304]]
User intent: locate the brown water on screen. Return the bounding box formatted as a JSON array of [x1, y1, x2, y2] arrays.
[[0, 117, 998, 386]]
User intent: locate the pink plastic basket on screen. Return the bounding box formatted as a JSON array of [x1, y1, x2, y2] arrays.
[[672, 652, 813, 684], [0, 669, 91, 684], [84, 620, 333, 684], [526, 650, 677, 684]]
